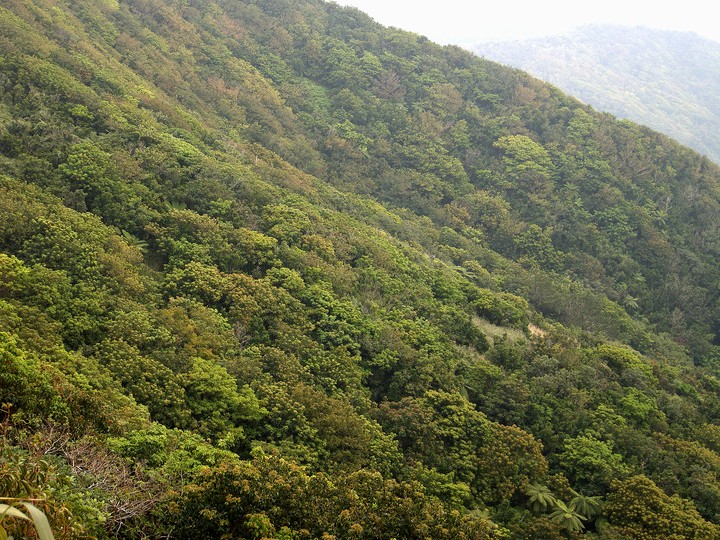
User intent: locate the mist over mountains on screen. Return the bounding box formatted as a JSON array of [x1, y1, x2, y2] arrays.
[[473, 24, 720, 163]]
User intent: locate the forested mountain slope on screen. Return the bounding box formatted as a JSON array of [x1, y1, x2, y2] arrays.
[[2, 1, 720, 538], [473, 24, 720, 163]]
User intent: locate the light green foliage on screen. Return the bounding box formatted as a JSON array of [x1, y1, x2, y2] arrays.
[[524, 483, 557, 513], [515, 224, 564, 270], [494, 134, 553, 194], [261, 204, 312, 244], [568, 492, 603, 521], [594, 344, 654, 379], [93, 338, 191, 428], [181, 357, 264, 444], [558, 433, 631, 493], [20, 216, 102, 282], [0, 253, 29, 296], [548, 499, 585, 532], [107, 424, 237, 478], [58, 141, 144, 226], [0, 332, 68, 425], [148, 208, 278, 271], [472, 289, 529, 328], [618, 387, 660, 428], [300, 283, 366, 353]]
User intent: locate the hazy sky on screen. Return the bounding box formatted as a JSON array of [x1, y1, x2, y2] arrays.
[[338, 0, 720, 45]]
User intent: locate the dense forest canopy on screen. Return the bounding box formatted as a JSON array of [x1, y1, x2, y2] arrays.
[[2, 0, 720, 538]]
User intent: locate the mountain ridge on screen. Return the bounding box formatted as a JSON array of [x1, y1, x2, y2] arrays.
[[472, 23, 720, 163]]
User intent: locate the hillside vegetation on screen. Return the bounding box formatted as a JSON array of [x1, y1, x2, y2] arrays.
[[473, 24, 720, 163], [2, 1, 720, 538]]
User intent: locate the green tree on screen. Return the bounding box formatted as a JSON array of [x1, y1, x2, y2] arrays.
[[58, 141, 145, 227], [558, 433, 631, 494], [523, 483, 557, 513], [494, 134, 553, 195], [0, 332, 67, 426], [181, 357, 264, 445], [548, 500, 585, 532], [604, 475, 720, 538]]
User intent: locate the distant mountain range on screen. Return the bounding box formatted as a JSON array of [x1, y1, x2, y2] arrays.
[[473, 24, 720, 163]]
